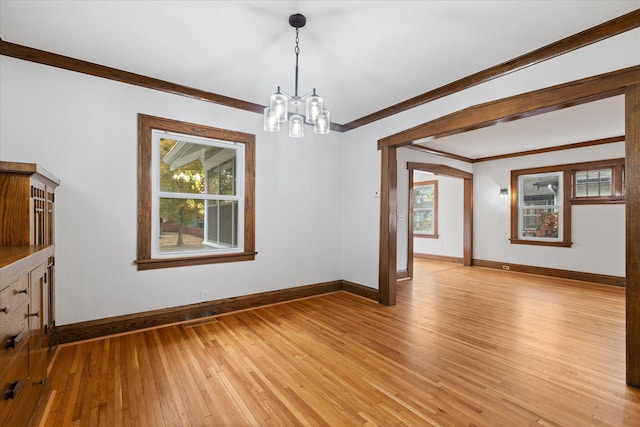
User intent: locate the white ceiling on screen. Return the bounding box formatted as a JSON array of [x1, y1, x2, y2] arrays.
[[1, 1, 638, 157]]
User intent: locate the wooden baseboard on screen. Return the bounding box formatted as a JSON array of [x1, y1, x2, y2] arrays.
[[55, 279, 379, 344], [472, 259, 625, 287], [396, 269, 409, 280], [414, 253, 464, 264], [341, 280, 379, 300]]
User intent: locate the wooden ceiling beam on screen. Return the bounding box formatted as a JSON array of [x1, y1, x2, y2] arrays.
[[345, 9, 640, 131], [378, 66, 639, 149]]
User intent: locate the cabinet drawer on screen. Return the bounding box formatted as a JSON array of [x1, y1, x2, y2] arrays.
[[0, 338, 29, 426], [0, 275, 29, 321], [0, 303, 28, 373]]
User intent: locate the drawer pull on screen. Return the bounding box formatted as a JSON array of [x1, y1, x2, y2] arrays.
[[5, 332, 24, 349], [0, 305, 9, 315], [18, 288, 28, 295], [4, 380, 21, 400], [29, 311, 40, 318]]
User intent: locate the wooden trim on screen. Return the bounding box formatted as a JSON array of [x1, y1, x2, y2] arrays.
[[54, 279, 377, 344], [414, 253, 464, 264], [379, 146, 397, 306], [406, 145, 474, 164], [405, 163, 473, 275], [473, 135, 625, 162], [396, 270, 410, 280], [136, 114, 256, 270], [509, 239, 572, 248], [0, 39, 266, 114], [0, 161, 61, 187], [341, 280, 379, 301], [3, 10, 638, 134], [379, 66, 639, 149], [55, 280, 344, 344], [343, 10, 640, 131], [407, 170, 414, 279], [0, 38, 346, 133], [407, 163, 473, 180], [625, 83, 640, 387], [463, 177, 473, 266], [472, 259, 625, 287], [510, 158, 625, 247]]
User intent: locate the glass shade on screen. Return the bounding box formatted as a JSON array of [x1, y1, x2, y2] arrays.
[[289, 114, 304, 138], [263, 107, 280, 132], [313, 110, 330, 134], [305, 93, 323, 123], [270, 92, 289, 122]]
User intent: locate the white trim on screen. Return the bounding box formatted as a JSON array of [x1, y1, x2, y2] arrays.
[[151, 130, 245, 258]]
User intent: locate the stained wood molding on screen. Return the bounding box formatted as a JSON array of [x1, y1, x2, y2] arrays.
[[379, 66, 639, 149], [473, 135, 626, 162], [414, 253, 464, 264], [0, 38, 347, 132], [54, 279, 378, 344], [625, 83, 640, 387], [3, 9, 638, 135], [472, 259, 625, 287], [343, 9, 640, 131], [414, 135, 626, 164]]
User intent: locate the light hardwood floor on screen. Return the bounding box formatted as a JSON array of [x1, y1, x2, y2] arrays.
[[42, 260, 640, 426]]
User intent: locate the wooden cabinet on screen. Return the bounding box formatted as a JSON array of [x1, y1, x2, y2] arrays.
[[0, 162, 59, 427]]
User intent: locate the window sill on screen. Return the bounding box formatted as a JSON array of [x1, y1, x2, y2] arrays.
[[136, 252, 257, 271], [571, 198, 625, 205], [414, 234, 439, 239], [510, 239, 572, 248]]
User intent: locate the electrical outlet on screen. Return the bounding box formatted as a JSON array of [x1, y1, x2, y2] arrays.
[[502, 265, 510, 271], [200, 289, 208, 302]]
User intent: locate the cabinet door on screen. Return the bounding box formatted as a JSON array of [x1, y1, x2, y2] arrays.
[[28, 264, 46, 368]]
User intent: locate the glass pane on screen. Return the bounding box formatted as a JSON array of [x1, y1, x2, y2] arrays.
[[575, 183, 587, 197], [206, 152, 236, 195], [413, 209, 434, 234], [599, 168, 612, 183], [159, 139, 206, 194], [206, 200, 238, 248], [575, 171, 587, 185], [413, 185, 434, 209], [521, 208, 559, 238], [159, 197, 207, 253], [601, 182, 612, 196], [522, 174, 559, 207], [587, 182, 600, 196]]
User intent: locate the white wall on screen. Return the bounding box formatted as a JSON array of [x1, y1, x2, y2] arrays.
[[340, 29, 638, 287], [395, 148, 471, 270], [412, 172, 464, 259], [473, 143, 626, 276], [1, 28, 637, 325], [0, 56, 343, 325]]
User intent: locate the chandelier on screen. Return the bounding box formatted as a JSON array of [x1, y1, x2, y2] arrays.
[[263, 14, 330, 137]]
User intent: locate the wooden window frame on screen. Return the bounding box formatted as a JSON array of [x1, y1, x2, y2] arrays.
[[510, 158, 625, 247], [570, 158, 625, 204], [511, 167, 570, 247], [136, 114, 256, 270], [412, 179, 439, 238]]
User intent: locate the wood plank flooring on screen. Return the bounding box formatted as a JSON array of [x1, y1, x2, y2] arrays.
[[42, 260, 640, 426]]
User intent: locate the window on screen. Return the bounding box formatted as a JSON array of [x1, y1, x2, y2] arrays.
[[510, 158, 624, 247], [571, 159, 625, 204], [517, 171, 564, 242], [137, 114, 255, 270], [412, 180, 438, 238]]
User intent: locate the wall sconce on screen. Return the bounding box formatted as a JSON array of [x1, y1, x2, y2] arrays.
[[499, 188, 509, 198]]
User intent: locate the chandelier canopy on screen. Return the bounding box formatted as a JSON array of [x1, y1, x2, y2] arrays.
[[264, 14, 330, 138]]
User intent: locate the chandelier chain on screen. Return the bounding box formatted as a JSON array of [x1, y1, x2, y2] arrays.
[[294, 28, 300, 98]]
